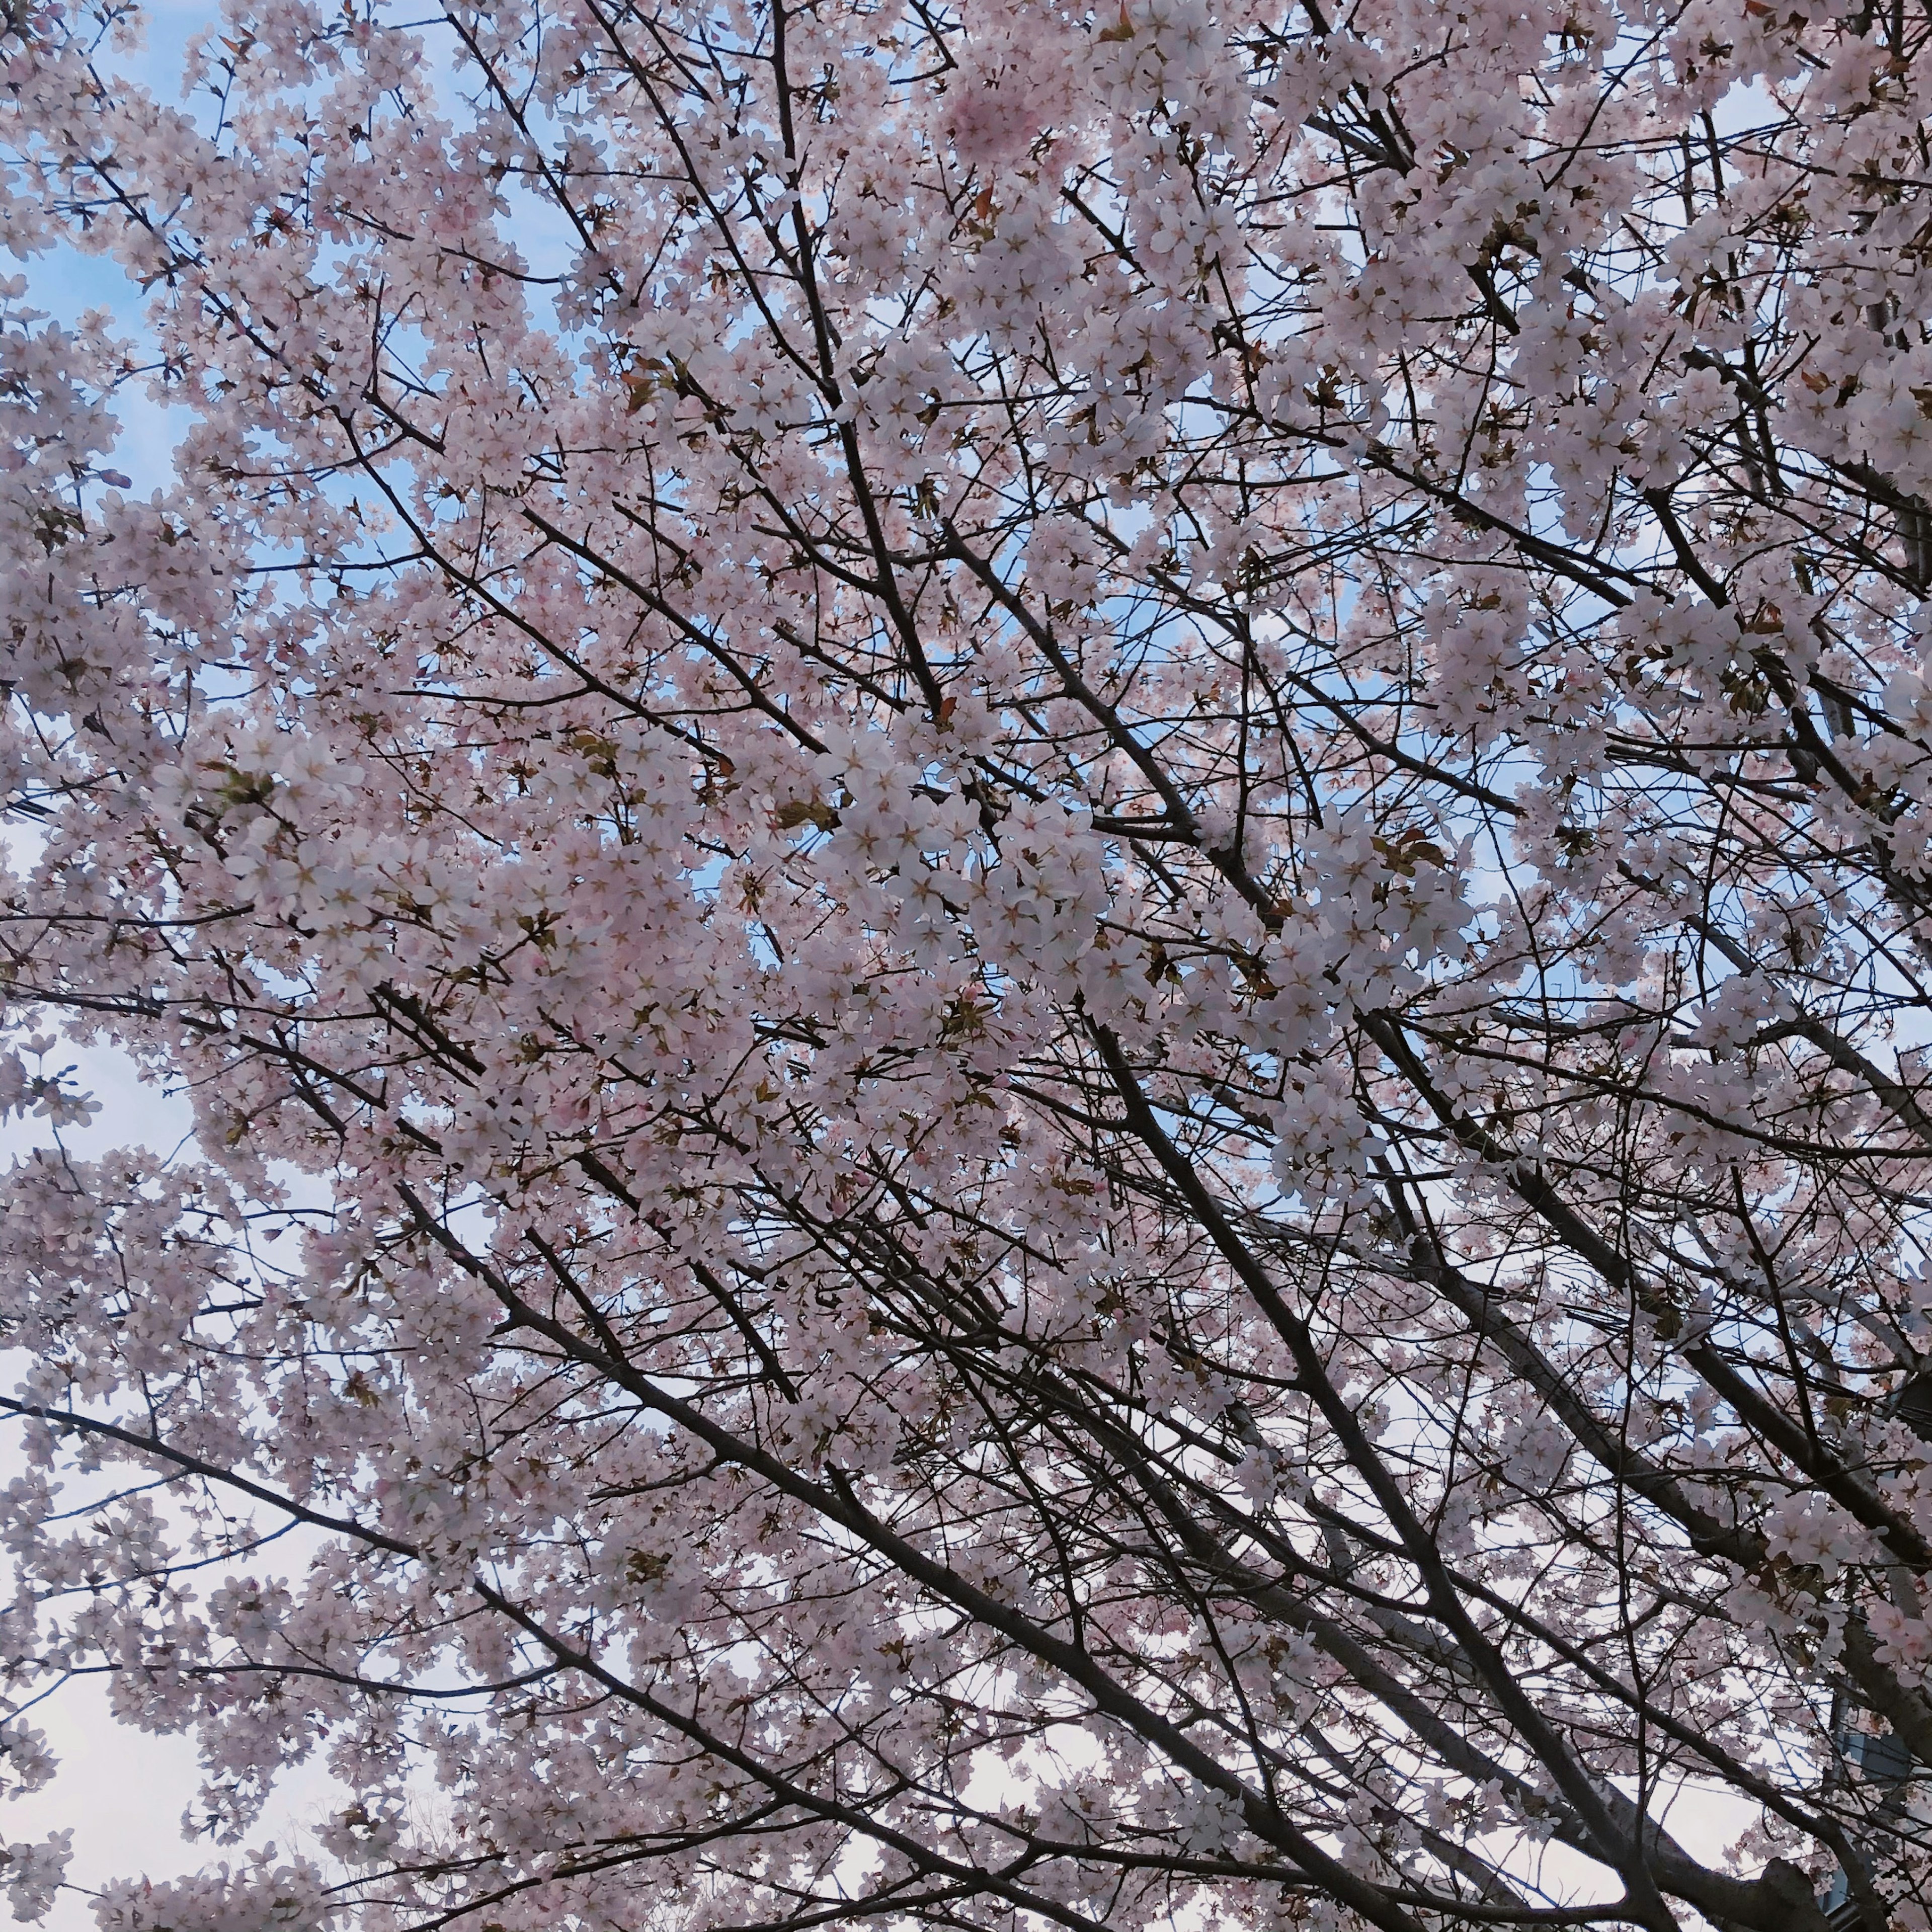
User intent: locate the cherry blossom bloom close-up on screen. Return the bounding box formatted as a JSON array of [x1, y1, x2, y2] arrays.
[[5, 0, 1932, 1925]]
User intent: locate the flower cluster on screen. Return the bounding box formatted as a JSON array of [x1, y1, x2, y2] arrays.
[[2, 0, 1932, 1927]]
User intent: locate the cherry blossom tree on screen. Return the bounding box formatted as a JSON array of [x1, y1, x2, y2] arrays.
[[10, 0, 1932, 1923]]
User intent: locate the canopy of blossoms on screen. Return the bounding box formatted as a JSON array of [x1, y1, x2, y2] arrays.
[[1, 0, 1930, 1925]]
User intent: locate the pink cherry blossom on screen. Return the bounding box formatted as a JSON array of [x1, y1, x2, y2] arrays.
[[0, 0, 1930, 1927]]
